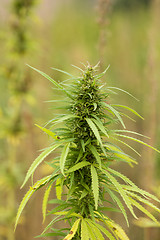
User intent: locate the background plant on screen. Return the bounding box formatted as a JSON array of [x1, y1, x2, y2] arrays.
[[15, 63, 160, 240], [0, 1, 37, 239]]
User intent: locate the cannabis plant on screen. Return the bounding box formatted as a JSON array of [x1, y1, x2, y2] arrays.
[[15, 63, 160, 239]]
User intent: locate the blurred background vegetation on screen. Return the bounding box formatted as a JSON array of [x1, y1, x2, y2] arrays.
[[0, 0, 160, 239]]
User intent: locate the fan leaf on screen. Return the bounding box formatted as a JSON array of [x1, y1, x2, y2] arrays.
[[111, 104, 144, 120], [114, 134, 160, 153], [103, 103, 126, 129], [21, 144, 61, 188], [103, 169, 136, 218], [60, 143, 70, 175], [89, 145, 102, 169], [81, 219, 90, 240], [15, 175, 51, 230]]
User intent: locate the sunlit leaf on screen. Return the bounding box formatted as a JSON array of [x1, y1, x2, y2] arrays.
[[35, 124, 60, 140], [55, 177, 64, 200], [42, 183, 52, 222], [63, 218, 81, 240], [91, 165, 99, 210]]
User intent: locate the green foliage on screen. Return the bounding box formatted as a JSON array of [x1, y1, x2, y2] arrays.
[[15, 63, 160, 239]]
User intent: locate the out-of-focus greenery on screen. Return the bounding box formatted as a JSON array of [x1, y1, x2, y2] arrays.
[[0, 0, 160, 239]]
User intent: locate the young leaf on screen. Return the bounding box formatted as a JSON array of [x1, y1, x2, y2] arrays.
[[79, 189, 88, 201], [95, 65, 110, 79], [89, 145, 102, 169], [21, 144, 61, 188], [86, 118, 102, 145], [60, 143, 70, 175], [91, 165, 99, 210], [35, 124, 60, 140], [66, 161, 90, 174], [91, 117, 109, 138]]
